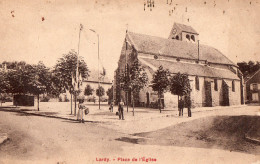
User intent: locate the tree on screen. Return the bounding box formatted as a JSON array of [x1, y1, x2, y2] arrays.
[[0, 71, 9, 106], [96, 86, 105, 97], [29, 62, 52, 111], [151, 66, 170, 113], [2, 61, 53, 110], [237, 61, 260, 77], [106, 86, 113, 104], [128, 60, 148, 116], [53, 50, 89, 115], [169, 72, 192, 108], [84, 84, 94, 96]]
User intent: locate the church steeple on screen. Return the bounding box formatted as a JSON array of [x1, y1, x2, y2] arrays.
[[168, 23, 199, 43]]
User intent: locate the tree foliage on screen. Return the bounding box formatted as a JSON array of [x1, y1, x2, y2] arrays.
[[96, 86, 105, 97], [169, 72, 191, 97], [106, 86, 113, 104], [84, 84, 94, 96], [52, 50, 89, 95], [237, 61, 260, 77], [151, 66, 170, 113]]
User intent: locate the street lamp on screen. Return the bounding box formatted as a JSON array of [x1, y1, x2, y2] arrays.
[[89, 29, 101, 110]]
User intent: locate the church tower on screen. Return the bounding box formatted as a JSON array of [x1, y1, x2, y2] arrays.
[[168, 23, 199, 43]]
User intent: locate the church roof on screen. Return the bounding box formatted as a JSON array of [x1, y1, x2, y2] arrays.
[[138, 57, 240, 80], [126, 31, 236, 66], [174, 23, 199, 35]]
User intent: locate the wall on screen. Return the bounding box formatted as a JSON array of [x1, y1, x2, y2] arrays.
[[181, 32, 198, 43], [225, 80, 241, 105], [80, 81, 112, 98], [211, 79, 223, 106], [190, 76, 204, 107]]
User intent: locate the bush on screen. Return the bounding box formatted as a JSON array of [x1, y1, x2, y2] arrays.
[[64, 95, 69, 102], [40, 96, 50, 102], [58, 97, 62, 102]]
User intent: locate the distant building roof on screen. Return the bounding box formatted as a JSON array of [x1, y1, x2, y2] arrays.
[[174, 23, 199, 35], [245, 69, 260, 83], [139, 57, 239, 80], [84, 70, 112, 84], [127, 31, 236, 66]]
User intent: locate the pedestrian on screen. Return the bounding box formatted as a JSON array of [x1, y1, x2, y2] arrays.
[[109, 102, 113, 112], [118, 99, 124, 120], [178, 97, 184, 116], [185, 95, 192, 117], [77, 99, 86, 123], [93, 97, 96, 104]]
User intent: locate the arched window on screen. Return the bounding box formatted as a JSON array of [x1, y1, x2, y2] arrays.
[[191, 35, 195, 42], [214, 79, 218, 91], [186, 34, 190, 41], [176, 35, 179, 40], [232, 80, 235, 92], [195, 76, 200, 90]]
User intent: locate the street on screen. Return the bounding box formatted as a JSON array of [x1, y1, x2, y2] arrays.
[[0, 104, 260, 164]]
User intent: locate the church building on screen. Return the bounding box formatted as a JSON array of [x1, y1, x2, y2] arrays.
[[114, 23, 244, 108]]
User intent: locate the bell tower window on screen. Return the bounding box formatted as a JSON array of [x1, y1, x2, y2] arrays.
[[186, 34, 190, 41]]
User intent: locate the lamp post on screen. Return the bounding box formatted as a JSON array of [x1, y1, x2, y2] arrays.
[[89, 29, 101, 110]]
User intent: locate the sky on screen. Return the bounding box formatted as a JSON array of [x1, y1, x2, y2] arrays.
[[0, 0, 259, 79]]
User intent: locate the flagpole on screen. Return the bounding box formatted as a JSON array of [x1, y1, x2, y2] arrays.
[[75, 24, 83, 116]]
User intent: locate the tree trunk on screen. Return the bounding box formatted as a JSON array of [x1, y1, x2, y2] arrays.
[[132, 91, 135, 116], [99, 94, 100, 110], [158, 91, 161, 113], [70, 93, 73, 115], [0, 93, 2, 106], [37, 94, 40, 111], [126, 91, 128, 112], [74, 94, 77, 116]]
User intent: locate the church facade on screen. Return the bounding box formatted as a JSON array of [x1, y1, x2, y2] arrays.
[[114, 23, 244, 108]]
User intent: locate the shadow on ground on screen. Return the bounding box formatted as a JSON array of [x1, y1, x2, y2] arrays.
[[116, 115, 260, 155]]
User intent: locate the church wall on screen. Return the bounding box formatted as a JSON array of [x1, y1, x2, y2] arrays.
[[225, 80, 241, 106]]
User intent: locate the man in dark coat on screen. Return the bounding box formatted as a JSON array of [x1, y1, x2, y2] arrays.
[[185, 95, 192, 117], [178, 97, 184, 116]]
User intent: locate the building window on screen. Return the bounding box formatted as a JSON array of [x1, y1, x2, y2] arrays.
[[186, 34, 190, 41], [195, 76, 199, 90], [191, 35, 195, 42], [232, 80, 235, 92], [252, 83, 258, 90], [252, 93, 259, 101], [214, 79, 218, 91]]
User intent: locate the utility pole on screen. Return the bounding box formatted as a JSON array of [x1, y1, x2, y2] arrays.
[[89, 29, 101, 110], [198, 40, 200, 62]]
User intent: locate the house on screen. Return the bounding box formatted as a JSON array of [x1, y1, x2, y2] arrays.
[[245, 69, 260, 103], [62, 70, 112, 102], [114, 23, 244, 108], [81, 70, 112, 101]]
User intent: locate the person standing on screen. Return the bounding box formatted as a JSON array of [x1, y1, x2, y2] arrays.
[[109, 102, 113, 112], [118, 100, 124, 120], [178, 97, 184, 116], [77, 99, 85, 123], [185, 95, 192, 117]]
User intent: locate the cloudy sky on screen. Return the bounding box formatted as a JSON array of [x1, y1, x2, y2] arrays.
[[0, 0, 259, 79]]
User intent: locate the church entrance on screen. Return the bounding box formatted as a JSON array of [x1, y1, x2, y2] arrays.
[[222, 80, 230, 106]]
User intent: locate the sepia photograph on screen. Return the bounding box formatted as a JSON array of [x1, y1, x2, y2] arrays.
[[0, 0, 260, 163]]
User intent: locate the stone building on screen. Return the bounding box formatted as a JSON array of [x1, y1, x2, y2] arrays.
[[61, 70, 112, 102], [114, 23, 244, 108], [245, 69, 260, 103]]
